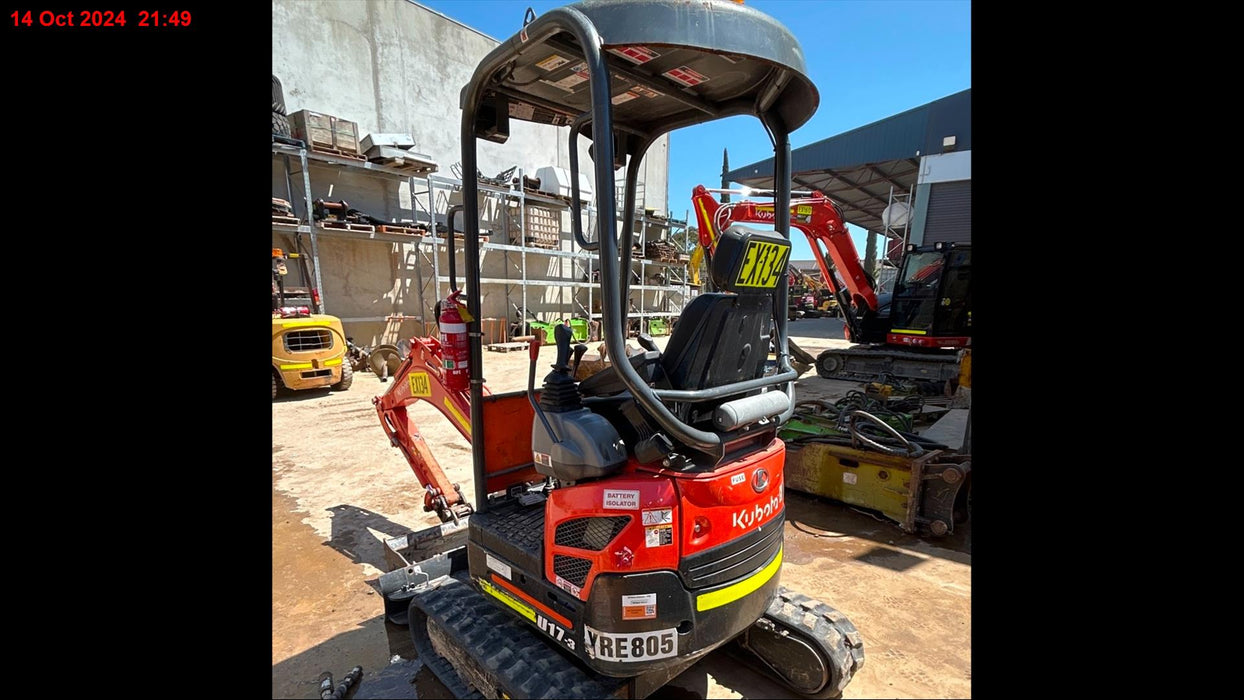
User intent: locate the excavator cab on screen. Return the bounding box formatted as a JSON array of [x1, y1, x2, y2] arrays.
[[886, 242, 972, 346], [374, 2, 864, 697]]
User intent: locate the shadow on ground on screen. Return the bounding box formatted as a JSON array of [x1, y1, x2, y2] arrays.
[[324, 504, 418, 573], [273, 387, 334, 403], [784, 490, 971, 565], [275, 613, 800, 699]]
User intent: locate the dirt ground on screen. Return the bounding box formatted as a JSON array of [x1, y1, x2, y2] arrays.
[[272, 319, 971, 698]]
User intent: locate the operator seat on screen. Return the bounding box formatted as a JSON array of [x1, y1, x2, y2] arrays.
[[578, 225, 779, 399]]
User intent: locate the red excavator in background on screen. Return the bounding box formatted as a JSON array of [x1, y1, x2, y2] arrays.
[[691, 184, 970, 384]]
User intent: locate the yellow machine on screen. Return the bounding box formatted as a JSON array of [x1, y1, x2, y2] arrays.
[[272, 248, 352, 399]]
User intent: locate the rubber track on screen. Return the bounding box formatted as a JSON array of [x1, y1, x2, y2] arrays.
[[408, 572, 626, 699], [761, 587, 865, 698], [816, 346, 957, 383]]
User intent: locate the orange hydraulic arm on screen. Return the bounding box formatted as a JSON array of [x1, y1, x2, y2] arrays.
[[691, 184, 879, 314], [373, 336, 489, 523]]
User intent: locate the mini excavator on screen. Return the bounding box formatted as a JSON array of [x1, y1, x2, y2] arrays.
[[372, 2, 865, 697]]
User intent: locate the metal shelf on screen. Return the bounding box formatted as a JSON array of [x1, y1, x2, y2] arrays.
[[630, 284, 687, 292], [589, 311, 680, 318], [420, 236, 594, 260], [428, 174, 572, 210], [273, 141, 425, 181], [436, 276, 593, 289], [312, 225, 424, 245], [273, 146, 694, 325]]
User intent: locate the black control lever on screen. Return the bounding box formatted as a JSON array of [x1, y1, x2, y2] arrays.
[[553, 321, 573, 372], [572, 343, 588, 378], [636, 332, 658, 353], [528, 330, 558, 443]]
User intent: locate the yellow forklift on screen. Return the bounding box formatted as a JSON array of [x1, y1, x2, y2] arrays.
[[271, 248, 352, 399]]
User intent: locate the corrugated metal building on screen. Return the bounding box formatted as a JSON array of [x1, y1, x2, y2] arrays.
[[726, 89, 971, 254]]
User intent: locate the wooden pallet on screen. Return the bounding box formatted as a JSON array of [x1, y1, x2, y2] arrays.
[[310, 145, 365, 162], [376, 224, 422, 236], [487, 341, 529, 352], [319, 221, 375, 233], [510, 236, 558, 249], [368, 157, 437, 175], [272, 216, 301, 227]]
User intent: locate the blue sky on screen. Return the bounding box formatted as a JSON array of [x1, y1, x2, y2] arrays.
[[418, 0, 971, 262]]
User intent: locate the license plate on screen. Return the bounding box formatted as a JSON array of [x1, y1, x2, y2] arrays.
[[584, 625, 676, 662], [734, 240, 790, 289]]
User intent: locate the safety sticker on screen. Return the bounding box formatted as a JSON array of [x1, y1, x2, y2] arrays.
[[549, 62, 589, 90], [539, 79, 576, 94], [629, 85, 662, 99], [608, 45, 660, 64], [622, 593, 657, 620], [843, 472, 858, 485], [662, 66, 710, 87], [730, 473, 746, 486], [611, 91, 639, 105], [645, 525, 673, 548], [603, 489, 639, 509], [642, 508, 672, 526], [555, 575, 582, 597], [508, 102, 535, 120], [486, 553, 512, 580], [534, 451, 553, 468], [536, 54, 570, 71]]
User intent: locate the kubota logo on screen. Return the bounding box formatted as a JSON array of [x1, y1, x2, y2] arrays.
[[752, 468, 769, 493], [732, 491, 783, 531]]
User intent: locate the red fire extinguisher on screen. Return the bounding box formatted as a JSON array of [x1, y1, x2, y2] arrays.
[[439, 289, 470, 392]]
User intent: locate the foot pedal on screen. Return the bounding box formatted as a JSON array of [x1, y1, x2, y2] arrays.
[[518, 492, 546, 507]]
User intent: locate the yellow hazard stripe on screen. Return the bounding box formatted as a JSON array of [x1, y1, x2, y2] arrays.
[[279, 363, 313, 370], [889, 329, 927, 335], [478, 578, 535, 623], [323, 358, 342, 366], [696, 546, 782, 612], [281, 320, 333, 328], [445, 397, 470, 432]]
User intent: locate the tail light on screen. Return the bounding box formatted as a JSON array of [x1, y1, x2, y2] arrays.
[[279, 306, 311, 318]]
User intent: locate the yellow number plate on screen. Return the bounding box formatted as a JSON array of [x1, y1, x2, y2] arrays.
[[734, 240, 790, 289], [409, 372, 432, 397]]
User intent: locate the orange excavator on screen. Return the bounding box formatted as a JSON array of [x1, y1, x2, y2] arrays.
[[691, 184, 970, 383]]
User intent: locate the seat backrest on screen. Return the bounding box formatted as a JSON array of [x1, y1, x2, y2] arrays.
[[660, 292, 770, 391]]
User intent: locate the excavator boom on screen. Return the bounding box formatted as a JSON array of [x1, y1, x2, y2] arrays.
[[373, 336, 486, 522], [691, 184, 878, 313]]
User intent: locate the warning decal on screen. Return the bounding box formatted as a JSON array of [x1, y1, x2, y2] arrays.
[[645, 525, 673, 548], [662, 66, 710, 87], [536, 54, 570, 71], [612, 91, 639, 105], [622, 593, 657, 620], [608, 45, 660, 64], [508, 102, 535, 120], [642, 508, 673, 526], [630, 85, 662, 99]]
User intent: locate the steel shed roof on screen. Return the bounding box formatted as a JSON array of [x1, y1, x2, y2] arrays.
[[725, 89, 970, 235]]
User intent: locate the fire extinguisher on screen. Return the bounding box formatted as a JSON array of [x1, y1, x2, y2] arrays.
[[439, 289, 470, 393]]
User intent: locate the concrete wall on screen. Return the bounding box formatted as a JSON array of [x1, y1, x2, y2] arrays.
[[273, 0, 671, 346]]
